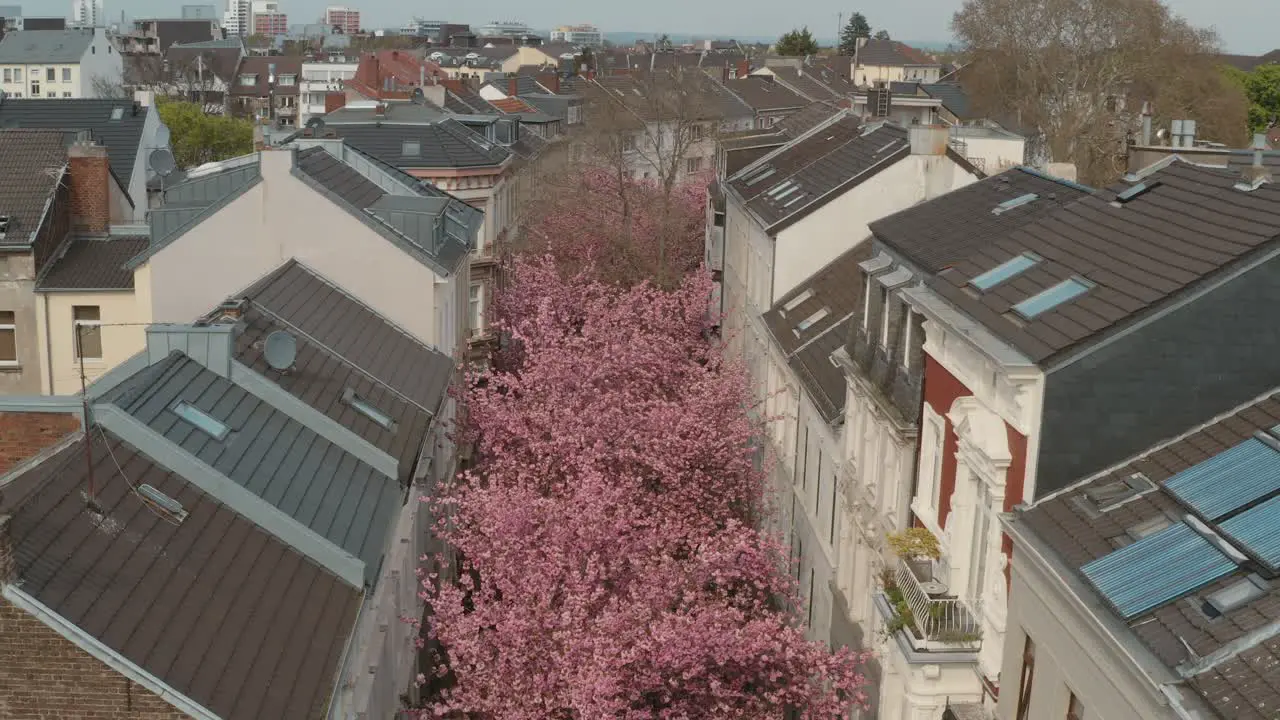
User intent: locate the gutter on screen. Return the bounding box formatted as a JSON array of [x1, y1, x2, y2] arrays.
[[2, 584, 220, 720]]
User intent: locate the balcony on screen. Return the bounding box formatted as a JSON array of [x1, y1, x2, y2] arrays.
[[880, 557, 982, 653], [849, 325, 923, 424]]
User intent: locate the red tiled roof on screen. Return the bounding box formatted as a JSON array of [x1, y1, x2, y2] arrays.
[[489, 96, 538, 114]]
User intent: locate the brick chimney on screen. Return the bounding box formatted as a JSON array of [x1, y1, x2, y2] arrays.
[[508, 77, 519, 97], [0, 514, 12, 584], [67, 137, 111, 234], [537, 73, 559, 94]]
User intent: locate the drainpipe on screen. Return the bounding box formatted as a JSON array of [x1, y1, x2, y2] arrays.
[[42, 293, 53, 395]]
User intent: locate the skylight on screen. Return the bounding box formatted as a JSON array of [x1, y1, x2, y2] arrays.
[[782, 289, 814, 313], [1116, 180, 1161, 203], [743, 167, 776, 186], [172, 401, 230, 441], [1202, 575, 1269, 619], [402, 140, 421, 156], [766, 180, 795, 197], [782, 193, 807, 208], [343, 388, 396, 431], [1013, 276, 1094, 319], [969, 252, 1041, 291], [795, 307, 830, 333], [774, 184, 801, 201], [110, 107, 124, 121], [991, 193, 1039, 215]]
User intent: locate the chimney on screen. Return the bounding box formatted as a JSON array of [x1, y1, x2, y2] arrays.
[[0, 514, 12, 584], [1239, 133, 1272, 187], [1184, 119, 1197, 147], [1140, 102, 1152, 146], [909, 124, 950, 156], [508, 77, 519, 97], [374, 102, 387, 117], [67, 136, 111, 234]]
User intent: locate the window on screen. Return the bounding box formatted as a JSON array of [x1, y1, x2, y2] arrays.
[[172, 401, 230, 441], [2, 69, 9, 82], [342, 388, 396, 431], [46, 92, 55, 98], [691, 123, 704, 140], [45, 67, 54, 82], [13, 68, 20, 81], [1013, 277, 1094, 319], [30, 79, 39, 96], [970, 252, 1041, 291], [238, 73, 257, 86], [469, 283, 484, 334], [920, 405, 944, 513], [1066, 692, 1084, 720], [878, 287, 891, 347], [73, 305, 101, 360], [62, 92, 72, 98], [862, 272, 873, 330], [0, 310, 15, 364], [1015, 635, 1036, 720], [62, 68, 71, 82], [686, 156, 703, 173], [277, 73, 297, 86]]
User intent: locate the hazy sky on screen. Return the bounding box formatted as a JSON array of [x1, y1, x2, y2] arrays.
[[112, 0, 1280, 53]]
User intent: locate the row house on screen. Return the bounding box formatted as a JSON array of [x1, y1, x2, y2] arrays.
[[0, 256, 458, 719], [116, 17, 218, 56], [834, 168, 1091, 717], [298, 58, 358, 126], [0, 28, 121, 99], [856, 154, 1280, 718], [1001, 388, 1280, 720], [851, 39, 944, 87], [157, 39, 245, 114], [753, 59, 858, 104], [229, 55, 302, 127], [723, 75, 808, 130]]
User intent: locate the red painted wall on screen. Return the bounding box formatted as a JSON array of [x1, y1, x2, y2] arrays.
[[922, 355, 969, 529]]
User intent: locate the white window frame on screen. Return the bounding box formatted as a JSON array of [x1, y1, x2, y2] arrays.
[[919, 403, 945, 518], [73, 305, 103, 361], [62, 67, 71, 82], [862, 272, 872, 331], [879, 287, 891, 347], [0, 310, 16, 365], [902, 308, 914, 369]]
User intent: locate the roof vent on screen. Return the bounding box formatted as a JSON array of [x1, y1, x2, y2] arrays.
[[992, 193, 1039, 215], [1114, 180, 1161, 204], [1084, 472, 1156, 513]]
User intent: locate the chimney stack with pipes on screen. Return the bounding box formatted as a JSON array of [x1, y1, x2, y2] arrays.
[[1239, 133, 1272, 187], [67, 134, 111, 234]]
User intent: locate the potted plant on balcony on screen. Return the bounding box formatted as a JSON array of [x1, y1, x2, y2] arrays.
[[886, 527, 941, 582]]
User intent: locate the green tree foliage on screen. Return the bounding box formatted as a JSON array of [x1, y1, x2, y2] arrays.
[[1226, 64, 1280, 134], [874, 29, 891, 40], [776, 27, 819, 57], [157, 99, 254, 168], [838, 13, 871, 54]]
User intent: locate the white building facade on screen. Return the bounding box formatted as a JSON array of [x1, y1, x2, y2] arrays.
[[550, 24, 603, 47], [70, 0, 103, 27], [0, 28, 121, 99]]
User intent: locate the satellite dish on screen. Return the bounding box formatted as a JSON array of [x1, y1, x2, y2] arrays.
[[148, 148, 176, 177], [263, 331, 297, 371], [306, 116, 325, 129], [155, 123, 171, 146]]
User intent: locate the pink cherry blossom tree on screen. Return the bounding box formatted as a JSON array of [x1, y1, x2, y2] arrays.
[[416, 255, 869, 718]]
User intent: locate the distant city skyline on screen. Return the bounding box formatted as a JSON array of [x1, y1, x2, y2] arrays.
[[29, 0, 1280, 54]]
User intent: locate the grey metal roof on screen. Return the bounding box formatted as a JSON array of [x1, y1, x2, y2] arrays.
[[230, 260, 454, 476], [0, 128, 68, 248], [0, 28, 96, 63], [870, 167, 1093, 273], [728, 116, 910, 232], [929, 159, 1280, 364], [6, 426, 361, 720], [921, 83, 974, 121], [761, 248, 866, 423], [136, 153, 263, 265], [37, 235, 148, 290], [324, 119, 511, 169], [1019, 390, 1280, 720], [0, 99, 150, 197], [773, 101, 841, 139], [724, 77, 807, 112], [101, 352, 403, 587], [292, 144, 476, 274], [323, 102, 447, 125]]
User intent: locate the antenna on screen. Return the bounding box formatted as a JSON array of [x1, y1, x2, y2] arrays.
[[263, 330, 297, 371]]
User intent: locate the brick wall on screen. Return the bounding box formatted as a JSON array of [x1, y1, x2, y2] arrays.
[[68, 140, 111, 235], [0, 412, 79, 476], [0, 600, 190, 719]]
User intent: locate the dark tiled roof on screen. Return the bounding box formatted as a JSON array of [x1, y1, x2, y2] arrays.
[[929, 160, 1280, 364], [855, 40, 938, 67], [443, 86, 498, 114], [0, 99, 149, 191], [0, 129, 67, 247], [8, 427, 361, 720], [0, 28, 95, 63], [728, 117, 909, 231], [592, 72, 753, 123], [774, 101, 841, 138], [231, 260, 454, 476], [1021, 391, 1280, 720], [229, 56, 303, 97], [165, 43, 243, 83], [325, 120, 509, 169], [103, 353, 403, 587], [762, 249, 867, 422], [37, 235, 148, 290], [147, 19, 218, 53], [323, 101, 446, 125], [870, 168, 1093, 273], [921, 82, 975, 120], [725, 77, 807, 112], [770, 65, 856, 102]]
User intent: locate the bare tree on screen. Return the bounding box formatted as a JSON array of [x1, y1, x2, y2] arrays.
[[952, 0, 1248, 184]]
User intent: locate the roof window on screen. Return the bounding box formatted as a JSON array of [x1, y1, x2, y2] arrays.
[[992, 193, 1038, 215], [1013, 276, 1094, 319], [766, 180, 796, 197], [795, 307, 830, 334], [741, 166, 776, 185], [969, 252, 1040, 291], [1115, 180, 1161, 204], [782, 289, 814, 313], [1084, 472, 1156, 512], [1201, 575, 1269, 619], [402, 140, 421, 156], [343, 388, 396, 431], [109, 107, 124, 121], [172, 401, 230, 441]]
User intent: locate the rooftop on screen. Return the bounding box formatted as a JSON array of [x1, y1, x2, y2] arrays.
[[0, 28, 96, 63], [727, 115, 911, 232], [37, 235, 149, 291], [1019, 389, 1280, 720], [929, 159, 1280, 364], [724, 76, 807, 112], [0, 128, 69, 248], [0, 99, 151, 198], [855, 39, 939, 68], [229, 55, 303, 96], [321, 119, 511, 170], [761, 249, 866, 422], [870, 167, 1093, 273]]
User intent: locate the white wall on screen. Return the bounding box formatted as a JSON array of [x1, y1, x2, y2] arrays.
[[78, 29, 122, 97], [143, 150, 462, 353], [773, 155, 977, 302]]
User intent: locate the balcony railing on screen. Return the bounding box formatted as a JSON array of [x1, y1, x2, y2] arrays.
[[883, 557, 982, 652]]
